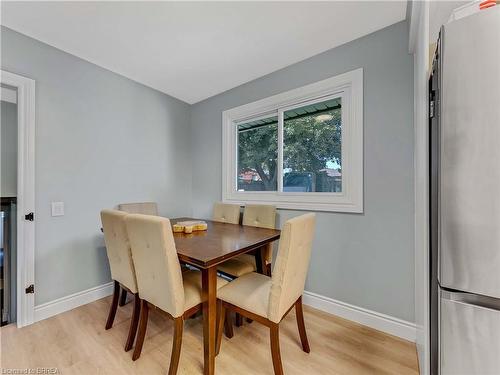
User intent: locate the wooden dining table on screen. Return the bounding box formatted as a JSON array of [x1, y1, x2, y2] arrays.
[[171, 218, 281, 375]]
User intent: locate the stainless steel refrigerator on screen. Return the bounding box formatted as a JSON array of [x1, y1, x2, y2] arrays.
[[429, 6, 500, 375]]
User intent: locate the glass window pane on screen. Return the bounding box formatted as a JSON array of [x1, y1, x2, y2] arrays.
[[283, 97, 342, 193], [237, 115, 278, 191]]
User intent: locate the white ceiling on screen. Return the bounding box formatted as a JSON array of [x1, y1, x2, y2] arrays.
[[1, 1, 406, 104]]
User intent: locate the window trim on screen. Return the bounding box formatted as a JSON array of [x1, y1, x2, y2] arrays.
[[222, 68, 363, 213]]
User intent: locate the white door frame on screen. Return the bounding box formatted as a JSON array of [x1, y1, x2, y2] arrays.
[[1, 70, 36, 327], [409, 2, 430, 375]]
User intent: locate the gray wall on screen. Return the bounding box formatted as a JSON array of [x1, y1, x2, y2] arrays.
[[1, 100, 17, 197], [190, 21, 414, 322], [1, 27, 193, 305], [1, 21, 414, 322]]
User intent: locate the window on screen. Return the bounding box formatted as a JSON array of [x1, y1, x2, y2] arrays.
[[222, 68, 363, 212], [283, 97, 342, 193], [237, 115, 278, 191]]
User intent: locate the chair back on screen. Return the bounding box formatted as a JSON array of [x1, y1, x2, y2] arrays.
[[100, 209, 138, 293], [125, 214, 185, 317], [243, 204, 277, 263], [268, 213, 316, 323], [118, 202, 158, 215], [242, 204, 276, 229], [212, 202, 240, 224]]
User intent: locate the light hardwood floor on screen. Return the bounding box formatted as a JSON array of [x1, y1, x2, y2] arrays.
[[0, 296, 418, 374]]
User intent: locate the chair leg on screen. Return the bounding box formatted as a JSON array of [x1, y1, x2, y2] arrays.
[[105, 280, 120, 330], [235, 313, 243, 327], [295, 297, 310, 353], [270, 324, 284, 375], [119, 288, 128, 306], [124, 293, 141, 352], [168, 317, 184, 375], [266, 263, 272, 277], [224, 310, 234, 339], [132, 300, 149, 361], [216, 300, 225, 355]]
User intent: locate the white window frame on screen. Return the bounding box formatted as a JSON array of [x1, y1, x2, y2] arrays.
[[222, 68, 363, 213]]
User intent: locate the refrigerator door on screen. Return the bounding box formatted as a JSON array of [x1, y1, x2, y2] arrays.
[[440, 290, 500, 375], [440, 8, 500, 298]]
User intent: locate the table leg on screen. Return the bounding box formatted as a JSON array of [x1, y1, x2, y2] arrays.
[[255, 245, 270, 276], [202, 267, 217, 375]]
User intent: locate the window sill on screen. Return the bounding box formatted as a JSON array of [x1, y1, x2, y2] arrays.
[[222, 196, 363, 213]]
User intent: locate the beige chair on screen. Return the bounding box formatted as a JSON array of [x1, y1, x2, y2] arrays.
[[100, 209, 141, 353], [212, 202, 240, 224], [215, 213, 316, 375], [117, 202, 158, 305], [124, 214, 228, 374], [118, 202, 158, 215], [218, 204, 277, 278]]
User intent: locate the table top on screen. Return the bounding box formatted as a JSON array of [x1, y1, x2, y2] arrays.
[[171, 217, 281, 269]]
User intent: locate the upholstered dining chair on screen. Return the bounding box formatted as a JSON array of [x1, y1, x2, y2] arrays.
[[124, 214, 228, 374], [100, 209, 141, 353], [117, 202, 158, 305], [218, 204, 277, 278], [217, 204, 277, 329], [118, 202, 158, 215], [215, 213, 316, 375], [212, 202, 240, 224]]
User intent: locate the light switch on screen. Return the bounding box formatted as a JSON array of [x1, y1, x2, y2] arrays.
[[51, 202, 65, 217]]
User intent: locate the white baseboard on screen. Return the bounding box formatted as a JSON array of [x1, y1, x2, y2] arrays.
[[34, 282, 114, 322], [32, 282, 415, 342], [303, 290, 416, 342]]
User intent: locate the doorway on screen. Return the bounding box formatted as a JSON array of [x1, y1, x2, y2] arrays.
[[1, 85, 18, 325], [0, 70, 35, 327]]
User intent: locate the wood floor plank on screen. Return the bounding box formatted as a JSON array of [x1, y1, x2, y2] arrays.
[[0, 296, 418, 374]]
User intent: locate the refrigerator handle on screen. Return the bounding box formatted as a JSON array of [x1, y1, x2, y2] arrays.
[[441, 290, 500, 312]]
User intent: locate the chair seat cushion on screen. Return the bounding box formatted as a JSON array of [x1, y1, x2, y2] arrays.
[[183, 270, 228, 311], [217, 253, 258, 277], [217, 272, 272, 318]]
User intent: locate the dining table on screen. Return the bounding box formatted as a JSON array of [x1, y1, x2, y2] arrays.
[[171, 217, 281, 375]]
